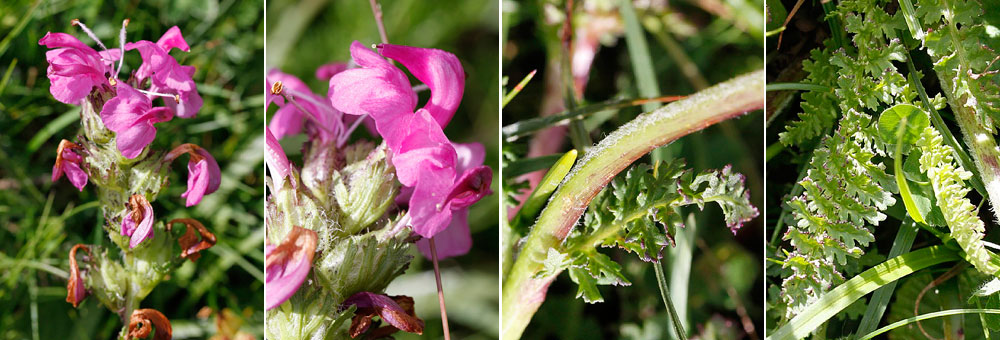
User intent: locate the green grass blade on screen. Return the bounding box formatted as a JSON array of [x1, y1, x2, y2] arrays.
[[767, 245, 961, 340], [765, 82, 833, 92], [619, 0, 660, 112], [504, 153, 564, 178], [855, 219, 918, 335], [859, 309, 1000, 340], [26, 108, 81, 153], [502, 70, 537, 108], [0, 0, 41, 59], [502, 95, 686, 141]]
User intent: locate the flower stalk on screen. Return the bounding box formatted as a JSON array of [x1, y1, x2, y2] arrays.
[[500, 69, 764, 339]]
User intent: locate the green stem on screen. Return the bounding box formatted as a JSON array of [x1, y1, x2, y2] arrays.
[[654, 260, 687, 340], [501, 70, 764, 340], [767, 245, 960, 340], [855, 219, 918, 335]]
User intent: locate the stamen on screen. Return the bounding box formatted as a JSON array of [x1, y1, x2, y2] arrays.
[[72, 20, 110, 53], [108, 77, 117, 86], [115, 19, 129, 80], [136, 88, 181, 102], [338, 116, 367, 147], [270, 81, 284, 95]]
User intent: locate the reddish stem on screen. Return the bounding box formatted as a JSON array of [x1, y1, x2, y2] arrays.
[[429, 237, 451, 340]]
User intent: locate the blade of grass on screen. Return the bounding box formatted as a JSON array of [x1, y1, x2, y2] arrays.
[[27, 108, 81, 152], [502, 95, 687, 141], [0, 58, 17, 100], [766, 82, 833, 92], [858, 309, 1000, 340], [502, 70, 537, 108], [667, 213, 696, 337], [767, 245, 961, 340], [0, 0, 41, 59], [619, 0, 661, 113], [856, 219, 918, 335], [504, 153, 564, 178]]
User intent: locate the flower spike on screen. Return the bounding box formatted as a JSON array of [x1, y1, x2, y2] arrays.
[[66, 244, 91, 308], [167, 218, 216, 262]]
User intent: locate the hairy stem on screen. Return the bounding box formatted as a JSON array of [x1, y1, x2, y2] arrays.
[[500, 70, 764, 340]]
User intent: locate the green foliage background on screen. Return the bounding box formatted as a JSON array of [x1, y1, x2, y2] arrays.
[[0, 0, 265, 338], [265, 0, 500, 339]]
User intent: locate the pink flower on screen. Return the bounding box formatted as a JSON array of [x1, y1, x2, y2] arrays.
[[403, 143, 492, 258], [100, 83, 174, 159], [122, 194, 155, 249], [126, 26, 202, 118], [265, 128, 294, 190], [411, 143, 492, 249], [165, 144, 221, 207], [52, 140, 88, 191], [329, 42, 491, 242], [38, 32, 118, 104], [265, 226, 318, 310]]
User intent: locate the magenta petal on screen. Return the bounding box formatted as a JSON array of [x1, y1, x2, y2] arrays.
[[265, 227, 318, 310], [453, 142, 486, 173], [315, 62, 348, 81], [329, 42, 416, 120], [101, 83, 173, 159], [329, 67, 415, 120], [115, 123, 156, 159], [180, 149, 220, 207], [445, 165, 493, 209], [379, 44, 465, 127], [63, 158, 89, 191], [53, 145, 88, 191], [265, 129, 292, 189], [342, 292, 424, 334], [407, 171, 455, 238], [39, 34, 108, 104], [156, 26, 190, 52], [101, 83, 150, 131], [122, 196, 155, 249], [39, 32, 92, 51], [268, 106, 305, 139], [416, 209, 472, 259]]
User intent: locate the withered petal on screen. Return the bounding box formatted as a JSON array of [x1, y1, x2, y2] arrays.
[[167, 218, 216, 262], [66, 244, 91, 308], [128, 308, 172, 340], [343, 292, 424, 336]]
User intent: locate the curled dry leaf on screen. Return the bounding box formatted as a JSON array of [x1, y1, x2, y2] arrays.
[[66, 244, 91, 308], [167, 218, 216, 262], [128, 308, 172, 340], [344, 292, 424, 338]]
